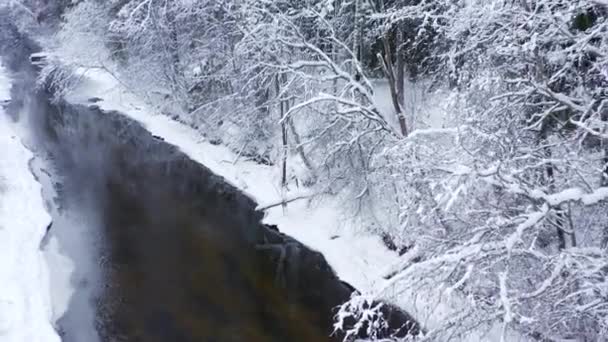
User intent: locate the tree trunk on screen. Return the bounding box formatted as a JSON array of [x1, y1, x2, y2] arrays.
[[377, 0, 407, 136], [395, 29, 405, 109], [281, 103, 289, 191], [380, 33, 408, 137], [288, 119, 316, 184], [547, 162, 567, 250], [601, 111, 608, 249], [602, 138, 608, 248], [353, 0, 359, 71], [395, 28, 406, 130], [540, 121, 567, 250], [275, 75, 289, 201], [603, 146, 608, 187], [602, 109, 608, 187]]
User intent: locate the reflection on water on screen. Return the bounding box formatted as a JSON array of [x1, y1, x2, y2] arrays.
[[35, 103, 356, 341]]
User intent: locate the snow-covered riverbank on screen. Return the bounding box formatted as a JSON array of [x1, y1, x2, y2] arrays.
[[0, 62, 60, 342]]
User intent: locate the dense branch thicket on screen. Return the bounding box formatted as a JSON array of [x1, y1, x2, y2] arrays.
[[7, 0, 608, 340]]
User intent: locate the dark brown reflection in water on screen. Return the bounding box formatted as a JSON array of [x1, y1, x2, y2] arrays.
[[35, 103, 357, 342], [98, 137, 339, 342]]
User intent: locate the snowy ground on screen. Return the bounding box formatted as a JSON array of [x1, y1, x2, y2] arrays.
[[64, 67, 528, 341], [0, 62, 60, 341]]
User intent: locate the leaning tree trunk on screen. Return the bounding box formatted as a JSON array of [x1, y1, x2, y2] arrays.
[[377, 0, 408, 137], [395, 28, 405, 110], [380, 32, 408, 137], [288, 120, 316, 185], [275, 75, 289, 202]]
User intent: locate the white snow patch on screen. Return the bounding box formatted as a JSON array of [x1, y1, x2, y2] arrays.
[[28, 155, 76, 325], [0, 61, 60, 342]]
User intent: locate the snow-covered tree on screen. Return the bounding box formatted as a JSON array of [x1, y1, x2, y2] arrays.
[[343, 1, 608, 340]]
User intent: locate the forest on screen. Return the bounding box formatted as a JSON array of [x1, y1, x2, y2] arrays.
[[4, 0, 608, 340]]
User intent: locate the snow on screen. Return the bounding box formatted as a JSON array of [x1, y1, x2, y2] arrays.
[[0, 61, 60, 342], [372, 77, 452, 133], [28, 156, 76, 330], [528, 186, 608, 206], [505, 205, 549, 253], [499, 272, 513, 342]]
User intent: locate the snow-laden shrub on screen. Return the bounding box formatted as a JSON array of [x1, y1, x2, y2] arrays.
[[334, 294, 390, 341], [37, 58, 81, 101], [334, 293, 420, 342], [37, 1, 113, 100]]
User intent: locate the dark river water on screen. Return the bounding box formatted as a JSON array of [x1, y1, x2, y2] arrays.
[[0, 21, 419, 342], [36, 100, 347, 342]]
